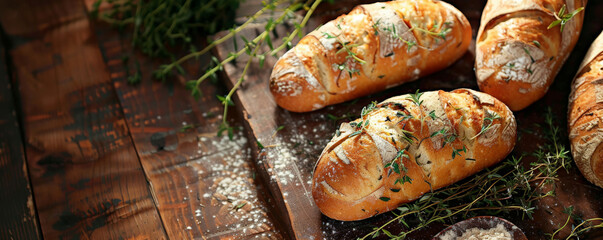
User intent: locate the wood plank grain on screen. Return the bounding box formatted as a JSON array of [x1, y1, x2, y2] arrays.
[[0, 28, 42, 240], [214, 1, 603, 239], [90, 21, 285, 239], [0, 0, 85, 37], [11, 18, 168, 239]]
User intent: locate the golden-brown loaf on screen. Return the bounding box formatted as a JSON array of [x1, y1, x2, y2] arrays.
[[475, 0, 586, 111], [312, 89, 517, 221], [269, 0, 471, 112], [568, 31, 603, 188]]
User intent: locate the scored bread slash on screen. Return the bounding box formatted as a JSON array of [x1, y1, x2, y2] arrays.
[[312, 89, 517, 221]]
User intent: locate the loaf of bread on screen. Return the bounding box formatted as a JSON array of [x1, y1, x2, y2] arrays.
[[475, 0, 585, 111], [568, 31, 603, 188], [312, 89, 517, 221], [269, 0, 471, 112]]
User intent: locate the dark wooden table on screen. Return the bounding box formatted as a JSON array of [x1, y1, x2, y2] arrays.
[[0, 0, 283, 239], [0, 0, 602, 239]]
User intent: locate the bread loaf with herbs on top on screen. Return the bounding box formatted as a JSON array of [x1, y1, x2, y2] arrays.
[[270, 0, 471, 112], [312, 89, 517, 221]]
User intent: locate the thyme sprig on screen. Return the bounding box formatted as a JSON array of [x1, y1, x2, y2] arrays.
[[407, 90, 424, 107], [99, 0, 326, 138], [360, 108, 573, 240], [385, 148, 413, 186], [549, 206, 603, 240], [547, 4, 584, 33], [217, 37, 264, 138], [323, 31, 366, 78], [349, 101, 377, 137], [173, 0, 322, 136], [378, 20, 452, 53], [94, 0, 327, 138], [200, 0, 325, 136], [153, 0, 290, 79], [470, 110, 501, 140], [92, 0, 245, 57], [412, 21, 452, 41]]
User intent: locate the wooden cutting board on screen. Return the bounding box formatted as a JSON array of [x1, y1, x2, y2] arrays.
[[214, 0, 603, 239]]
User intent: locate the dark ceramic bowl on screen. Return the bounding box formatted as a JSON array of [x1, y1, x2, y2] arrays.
[[432, 216, 528, 240]]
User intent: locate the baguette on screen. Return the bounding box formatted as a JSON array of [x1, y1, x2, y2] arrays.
[[269, 0, 471, 112], [568, 31, 603, 188], [475, 0, 585, 111], [312, 89, 516, 221]]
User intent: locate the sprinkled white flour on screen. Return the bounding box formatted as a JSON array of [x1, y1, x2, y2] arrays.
[[263, 122, 330, 186], [440, 224, 512, 240], [196, 128, 277, 238], [476, 31, 550, 88]]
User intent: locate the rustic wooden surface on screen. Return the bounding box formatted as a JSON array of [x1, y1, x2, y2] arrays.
[[89, 17, 285, 239], [0, 0, 86, 37], [214, 0, 603, 239], [0, 0, 287, 238], [0, 29, 41, 240], [11, 17, 169, 239], [1, 0, 602, 239]]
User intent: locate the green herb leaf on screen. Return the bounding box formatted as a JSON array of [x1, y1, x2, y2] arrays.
[[548, 20, 562, 29], [381, 229, 395, 238], [180, 125, 195, 132], [548, 5, 584, 33], [522, 47, 536, 63], [258, 54, 266, 68], [532, 40, 541, 48], [428, 110, 437, 120], [217, 122, 234, 140], [349, 130, 362, 137], [397, 207, 409, 213], [408, 89, 424, 106], [217, 95, 235, 106], [265, 34, 273, 51], [233, 202, 246, 210]]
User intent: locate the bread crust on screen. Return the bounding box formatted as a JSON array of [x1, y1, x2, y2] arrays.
[[568, 31, 603, 188], [475, 0, 586, 111], [312, 89, 517, 221], [270, 0, 472, 112]]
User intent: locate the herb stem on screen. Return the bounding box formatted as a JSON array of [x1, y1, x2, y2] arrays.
[[191, 0, 317, 89], [161, 0, 289, 74], [132, 0, 142, 43], [99, 15, 135, 25], [270, 0, 323, 55], [220, 37, 264, 127], [571, 219, 603, 237], [465, 206, 527, 212], [166, 0, 194, 38], [358, 210, 421, 240], [550, 209, 575, 240]]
